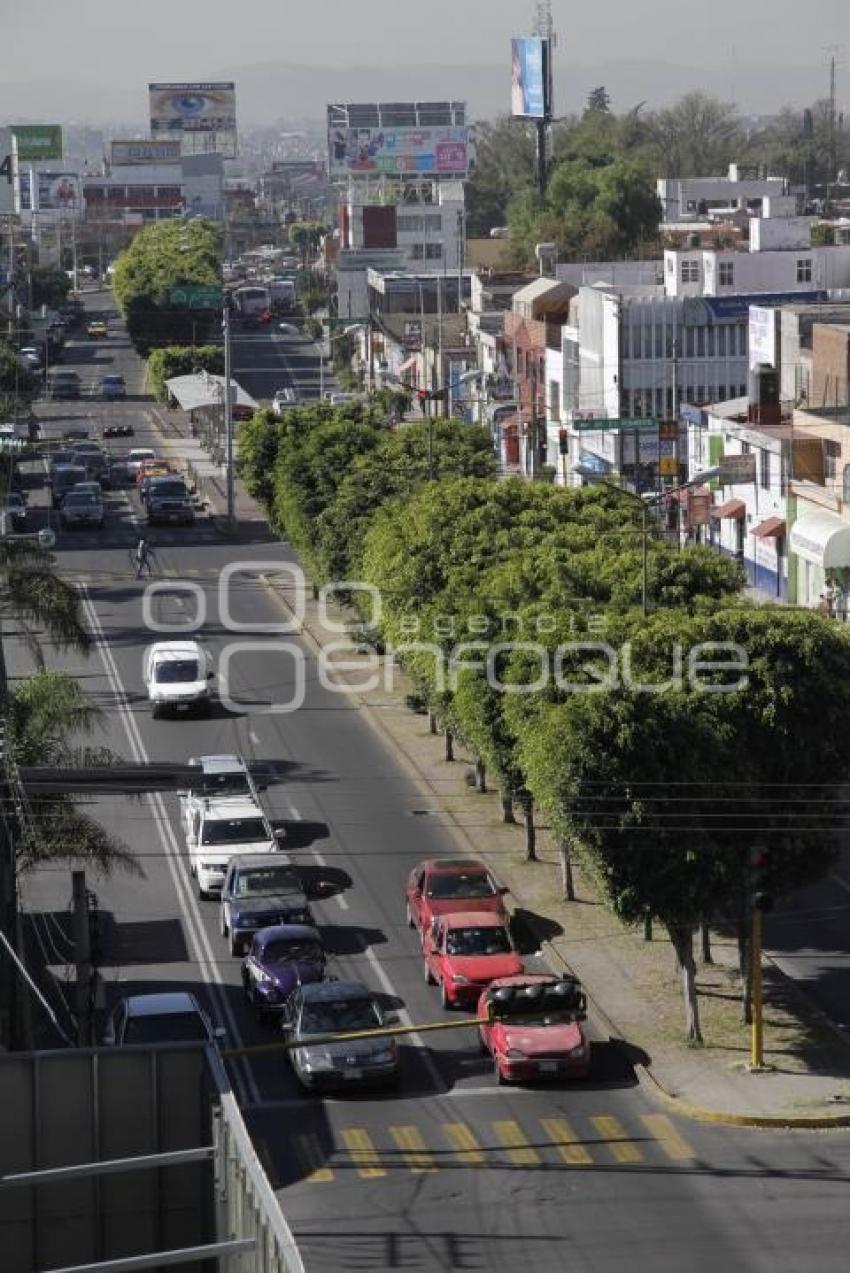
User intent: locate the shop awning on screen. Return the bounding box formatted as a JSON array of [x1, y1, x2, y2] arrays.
[[790, 509, 850, 568], [398, 355, 418, 375], [164, 372, 257, 414], [712, 498, 746, 519], [752, 517, 786, 540]]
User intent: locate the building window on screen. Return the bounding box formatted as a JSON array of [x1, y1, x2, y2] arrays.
[[425, 243, 442, 260], [796, 258, 813, 283], [696, 327, 705, 358], [824, 439, 841, 480], [410, 244, 424, 260], [759, 449, 771, 489], [667, 257, 674, 273], [681, 259, 700, 283], [706, 327, 715, 357], [549, 379, 560, 421], [718, 260, 734, 287]]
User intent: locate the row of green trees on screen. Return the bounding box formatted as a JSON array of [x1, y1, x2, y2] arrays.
[[239, 406, 850, 1040], [468, 89, 850, 263], [111, 218, 223, 356], [147, 344, 224, 404]]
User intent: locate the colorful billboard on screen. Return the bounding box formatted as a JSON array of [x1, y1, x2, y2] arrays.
[[19, 171, 82, 214], [511, 37, 551, 119], [328, 125, 470, 178], [111, 139, 181, 165], [12, 124, 63, 161], [149, 83, 236, 133]]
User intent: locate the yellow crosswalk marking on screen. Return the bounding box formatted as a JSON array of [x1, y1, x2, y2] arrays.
[[540, 1117, 593, 1166], [443, 1121, 486, 1165], [639, 1114, 695, 1162], [293, 1133, 333, 1184], [492, 1119, 540, 1166], [591, 1115, 644, 1164], [389, 1125, 437, 1173], [339, 1128, 385, 1178]]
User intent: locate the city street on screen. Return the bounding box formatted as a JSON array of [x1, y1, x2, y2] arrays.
[[11, 291, 850, 1272]]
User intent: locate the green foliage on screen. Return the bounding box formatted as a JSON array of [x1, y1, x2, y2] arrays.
[[585, 86, 612, 115], [31, 266, 71, 310], [288, 222, 327, 266], [147, 344, 224, 404], [0, 341, 34, 396], [466, 116, 537, 236], [111, 218, 223, 355]]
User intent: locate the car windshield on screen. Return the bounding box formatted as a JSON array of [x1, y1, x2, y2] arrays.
[[202, 818, 269, 846], [103, 377, 123, 386], [200, 772, 250, 797], [65, 493, 99, 506], [123, 1013, 208, 1044], [234, 865, 298, 895], [263, 940, 322, 964], [299, 998, 381, 1035], [152, 481, 188, 497], [446, 926, 511, 957], [490, 985, 584, 1025], [155, 659, 199, 684], [427, 871, 496, 899]]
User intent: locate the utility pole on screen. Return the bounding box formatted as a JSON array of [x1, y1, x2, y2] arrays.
[[0, 715, 18, 1051], [750, 904, 764, 1069], [72, 870, 93, 1047], [222, 299, 234, 528]]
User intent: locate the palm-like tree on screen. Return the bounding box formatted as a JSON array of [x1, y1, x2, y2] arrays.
[[0, 536, 91, 663]]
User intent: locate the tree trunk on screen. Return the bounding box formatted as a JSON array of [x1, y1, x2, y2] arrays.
[[700, 919, 713, 965], [522, 797, 537, 862], [559, 841, 575, 901], [738, 914, 752, 1024], [428, 711, 438, 735], [311, 582, 319, 601], [666, 923, 703, 1044], [643, 912, 653, 942], [444, 729, 454, 762], [475, 760, 487, 793], [500, 794, 516, 824]]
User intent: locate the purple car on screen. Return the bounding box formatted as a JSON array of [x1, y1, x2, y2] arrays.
[[241, 924, 326, 1018]]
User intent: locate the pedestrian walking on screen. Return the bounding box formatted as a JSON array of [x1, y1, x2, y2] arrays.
[[135, 536, 154, 578]]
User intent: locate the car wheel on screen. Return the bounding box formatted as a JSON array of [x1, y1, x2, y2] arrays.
[[405, 901, 415, 929], [229, 931, 241, 957], [220, 910, 227, 938], [424, 960, 435, 986], [440, 979, 452, 1010], [197, 879, 208, 901], [151, 703, 161, 720]]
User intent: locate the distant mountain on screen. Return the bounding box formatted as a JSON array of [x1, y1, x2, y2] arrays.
[[0, 59, 839, 130]]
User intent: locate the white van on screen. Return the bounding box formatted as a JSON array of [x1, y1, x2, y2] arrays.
[[144, 641, 214, 718]]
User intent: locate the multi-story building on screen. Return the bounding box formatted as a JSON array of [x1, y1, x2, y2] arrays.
[[657, 164, 790, 223], [83, 150, 225, 226], [501, 278, 575, 475]]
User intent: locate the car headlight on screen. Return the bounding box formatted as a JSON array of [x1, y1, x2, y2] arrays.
[[451, 972, 470, 983], [371, 1048, 395, 1064], [505, 1048, 526, 1060], [302, 1053, 333, 1072], [569, 1043, 588, 1059]]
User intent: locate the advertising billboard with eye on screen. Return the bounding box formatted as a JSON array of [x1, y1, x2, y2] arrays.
[[149, 83, 237, 156]]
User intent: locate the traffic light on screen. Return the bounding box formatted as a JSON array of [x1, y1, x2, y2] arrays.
[[558, 427, 569, 456], [749, 847, 773, 912]]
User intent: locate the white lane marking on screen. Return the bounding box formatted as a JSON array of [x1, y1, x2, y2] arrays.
[[359, 942, 447, 1095], [310, 846, 349, 911], [81, 586, 259, 1105]]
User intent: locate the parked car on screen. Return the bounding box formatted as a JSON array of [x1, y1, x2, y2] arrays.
[[282, 981, 399, 1091], [146, 476, 195, 525], [242, 925, 326, 1019], [220, 856, 308, 955], [423, 911, 523, 1009], [103, 991, 223, 1046], [86, 320, 107, 338], [144, 640, 214, 719], [99, 374, 126, 400], [406, 858, 508, 938], [478, 975, 591, 1084], [50, 463, 88, 508], [46, 369, 81, 400], [60, 488, 105, 529], [0, 493, 27, 532]]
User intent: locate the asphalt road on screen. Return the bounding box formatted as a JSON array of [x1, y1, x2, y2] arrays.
[[12, 289, 850, 1273], [231, 319, 338, 405]]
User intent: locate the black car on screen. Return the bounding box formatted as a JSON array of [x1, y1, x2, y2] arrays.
[[146, 476, 195, 526], [50, 464, 88, 508]]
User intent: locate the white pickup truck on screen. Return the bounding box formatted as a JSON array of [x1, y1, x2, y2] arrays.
[[145, 641, 214, 718], [185, 795, 285, 899]]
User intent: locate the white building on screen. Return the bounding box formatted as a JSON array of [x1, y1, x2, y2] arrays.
[[339, 181, 465, 272], [657, 164, 789, 223]]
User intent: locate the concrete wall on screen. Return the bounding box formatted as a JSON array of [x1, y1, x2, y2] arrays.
[[811, 324, 850, 409]]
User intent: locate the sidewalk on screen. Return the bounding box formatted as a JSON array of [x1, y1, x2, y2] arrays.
[[148, 403, 850, 1128]]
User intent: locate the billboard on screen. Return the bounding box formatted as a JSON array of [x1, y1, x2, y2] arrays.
[[12, 124, 62, 161], [149, 82, 236, 133], [328, 125, 470, 178], [111, 139, 181, 165], [19, 170, 82, 214], [511, 37, 551, 119]]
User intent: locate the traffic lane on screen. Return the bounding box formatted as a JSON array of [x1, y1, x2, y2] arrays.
[[231, 329, 295, 404]]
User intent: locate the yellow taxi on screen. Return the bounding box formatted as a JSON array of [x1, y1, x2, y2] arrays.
[[86, 320, 107, 338]]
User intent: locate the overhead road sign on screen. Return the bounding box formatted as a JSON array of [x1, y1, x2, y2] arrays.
[[169, 285, 224, 309]]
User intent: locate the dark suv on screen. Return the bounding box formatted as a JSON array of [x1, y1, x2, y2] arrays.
[[146, 476, 195, 525]]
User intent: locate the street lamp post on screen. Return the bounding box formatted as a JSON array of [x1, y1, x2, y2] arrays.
[[573, 465, 720, 617]]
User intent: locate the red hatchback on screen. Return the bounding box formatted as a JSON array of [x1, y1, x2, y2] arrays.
[[424, 911, 523, 1009], [478, 974, 591, 1084], [406, 858, 507, 939]]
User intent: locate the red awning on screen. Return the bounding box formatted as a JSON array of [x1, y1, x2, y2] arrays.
[[712, 499, 746, 519], [398, 355, 418, 375], [752, 516, 786, 539]]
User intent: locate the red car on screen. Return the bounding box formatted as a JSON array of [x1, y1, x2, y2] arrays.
[[424, 911, 523, 1009], [478, 974, 591, 1085], [406, 858, 507, 938]]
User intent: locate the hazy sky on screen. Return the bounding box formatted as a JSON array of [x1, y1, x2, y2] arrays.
[[4, 0, 849, 79]]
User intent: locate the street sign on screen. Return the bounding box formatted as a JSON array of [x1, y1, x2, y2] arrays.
[[169, 285, 223, 309], [719, 454, 756, 484], [572, 418, 659, 432]]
